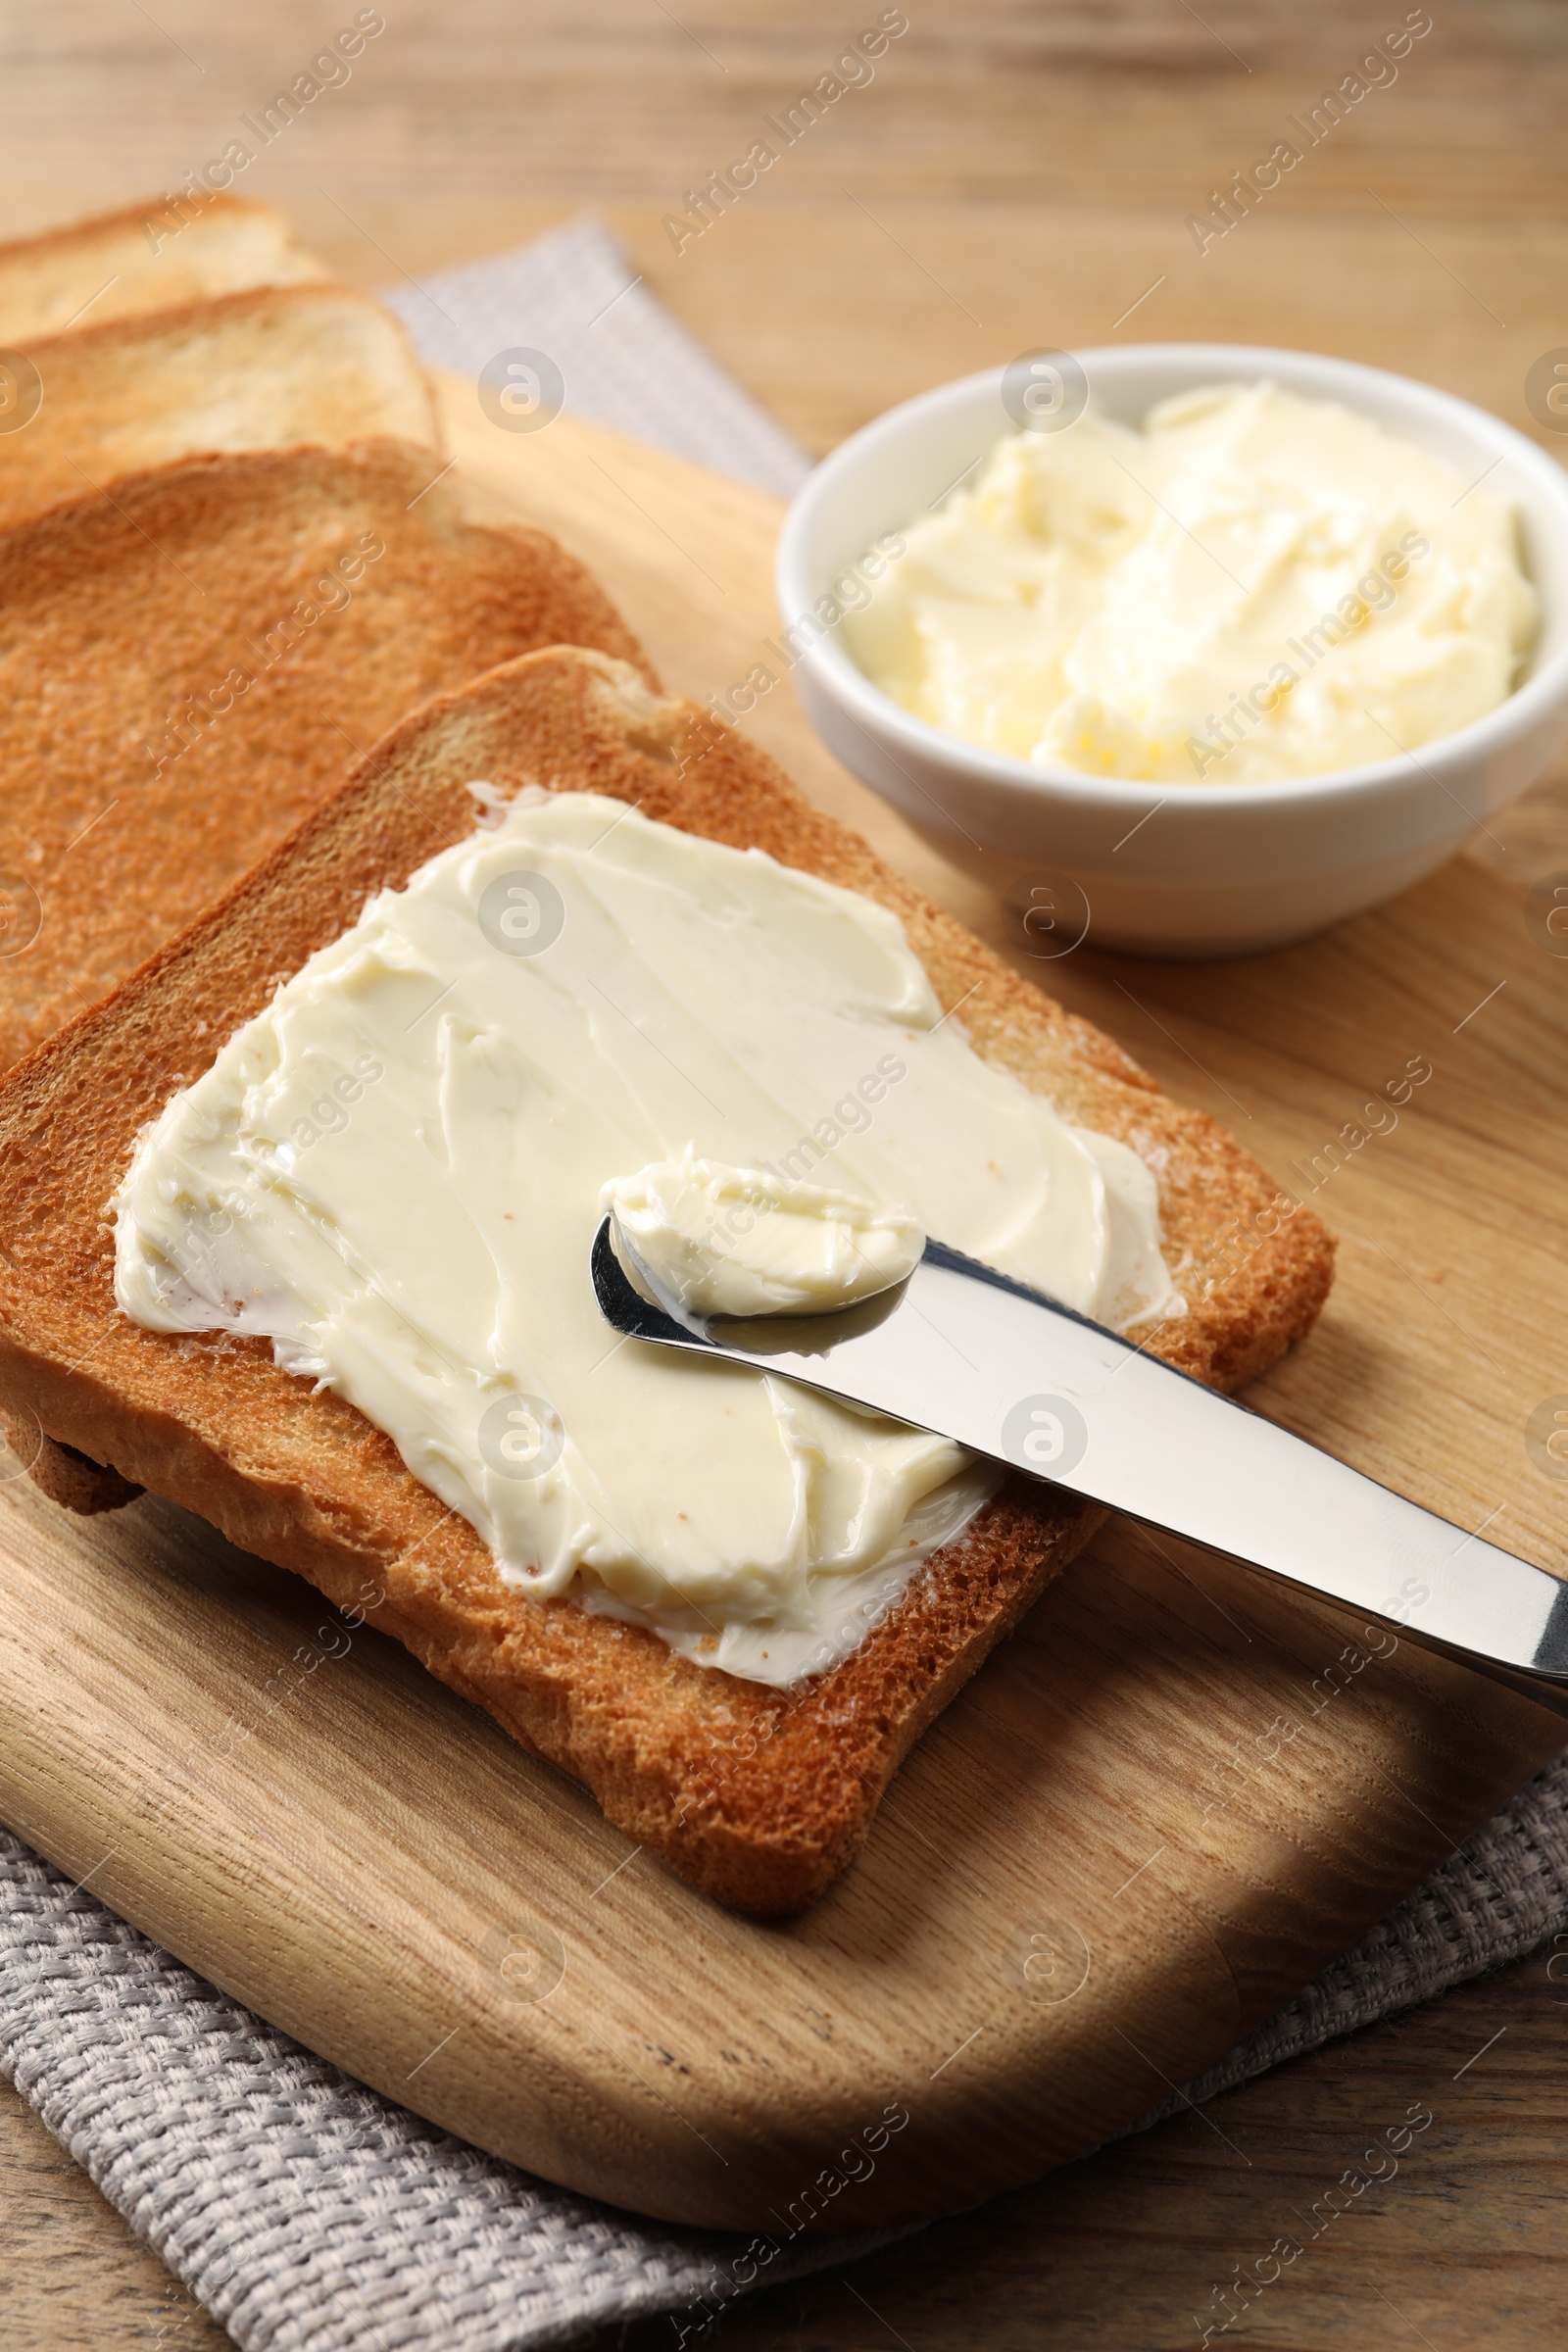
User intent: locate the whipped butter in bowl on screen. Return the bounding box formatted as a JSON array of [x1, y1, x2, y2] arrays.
[[114, 789, 1182, 1689], [778, 345, 1568, 953], [844, 382, 1535, 786]]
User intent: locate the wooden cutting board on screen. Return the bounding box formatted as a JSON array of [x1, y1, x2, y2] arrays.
[[0, 376, 1564, 2237]]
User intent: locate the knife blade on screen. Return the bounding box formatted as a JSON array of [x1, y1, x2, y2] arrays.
[[589, 1217, 1568, 1716]]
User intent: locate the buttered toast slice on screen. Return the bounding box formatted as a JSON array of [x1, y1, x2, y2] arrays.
[[0, 648, 1333, 1914], [0, 285, 437, 530], [0, 192, 327, 343]]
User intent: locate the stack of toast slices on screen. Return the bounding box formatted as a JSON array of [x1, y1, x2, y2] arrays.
[[0, 194, 1335, 1915]]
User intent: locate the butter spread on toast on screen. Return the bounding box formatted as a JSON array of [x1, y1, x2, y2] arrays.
[[112, 788, 1182, 1685]]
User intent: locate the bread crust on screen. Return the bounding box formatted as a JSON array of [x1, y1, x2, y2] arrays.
[[0, 649, 1334, 1912]]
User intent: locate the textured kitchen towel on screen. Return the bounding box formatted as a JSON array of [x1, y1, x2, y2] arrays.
[[380, 216, 811, 498], [7, 1753, 1568, 2352], [4, 220, 1568, 2352]]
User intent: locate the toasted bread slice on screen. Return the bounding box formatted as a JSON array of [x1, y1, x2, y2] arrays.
[[0, 194, 327, 343], [0, 285, 437, 530], [0, 438, 650, 1079], [0, 648, 1333, 1914]]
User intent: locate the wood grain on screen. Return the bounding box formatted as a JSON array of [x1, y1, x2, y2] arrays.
[[3, 0, 1567, 2341], [0, 2085, 229, 2352], [586, 1941, 1568, 2351], [2, 3, 1567, 460]]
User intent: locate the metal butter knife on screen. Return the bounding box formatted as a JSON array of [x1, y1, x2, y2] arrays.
[[590, 1219, 1568, 1716]]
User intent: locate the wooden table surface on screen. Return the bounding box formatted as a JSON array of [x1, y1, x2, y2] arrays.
[[3, 3, 1568, 2346]]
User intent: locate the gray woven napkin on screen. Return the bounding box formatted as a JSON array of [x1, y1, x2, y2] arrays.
[[380, 216, 810, 497], [5, 217, 1567, 2350]]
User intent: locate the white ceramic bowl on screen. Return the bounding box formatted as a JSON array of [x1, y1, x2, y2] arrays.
[[776, 345, 1568, 955]]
